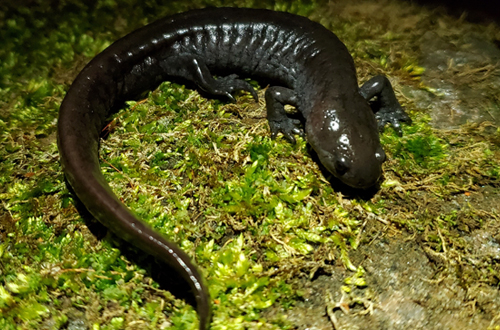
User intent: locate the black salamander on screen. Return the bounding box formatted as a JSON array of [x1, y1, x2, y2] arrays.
[[57, 7, 410, 330]]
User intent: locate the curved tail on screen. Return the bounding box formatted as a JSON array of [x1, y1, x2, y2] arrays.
[[57, 39, 211, 330]]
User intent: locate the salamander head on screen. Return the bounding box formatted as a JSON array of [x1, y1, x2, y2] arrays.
[[306, 94, 386, 189]]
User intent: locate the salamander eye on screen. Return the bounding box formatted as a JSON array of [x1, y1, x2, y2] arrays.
[[335, 157, 349, 175], [375, 150, 386, 163]]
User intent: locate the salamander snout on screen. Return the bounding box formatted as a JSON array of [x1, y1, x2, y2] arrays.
[[333, 148, 385, 189], [305, 100, 386, 189], [330, 145, 386, 189], [307, 125, 387, 189]]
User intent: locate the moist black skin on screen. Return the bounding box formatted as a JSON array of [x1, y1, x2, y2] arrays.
[[57, 7, 411, 329]]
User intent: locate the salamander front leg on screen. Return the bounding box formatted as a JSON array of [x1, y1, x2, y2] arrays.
[[213, 74, 259, 102], [265, 86, 304, 143], [359, 75, 411, 135], [164, 56, 258, 101]]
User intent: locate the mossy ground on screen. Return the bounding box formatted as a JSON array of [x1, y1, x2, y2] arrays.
[[1, 0, 499, 329]]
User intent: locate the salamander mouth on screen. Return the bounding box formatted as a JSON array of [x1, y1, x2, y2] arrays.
[[316, 150, 383, 189], [339, 167, 381, 189]]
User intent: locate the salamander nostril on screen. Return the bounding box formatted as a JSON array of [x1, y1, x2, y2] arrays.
[[335, 157, 349, 175]]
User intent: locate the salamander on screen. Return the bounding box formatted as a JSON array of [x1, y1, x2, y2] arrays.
[[57, 7, 410, 330]]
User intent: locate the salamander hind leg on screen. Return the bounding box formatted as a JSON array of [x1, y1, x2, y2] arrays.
[[359, 75, 411, 136], [265, 86, 304, 144]]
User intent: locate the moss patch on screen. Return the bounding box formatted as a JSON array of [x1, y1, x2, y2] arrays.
[[1, 0, 499, 329]]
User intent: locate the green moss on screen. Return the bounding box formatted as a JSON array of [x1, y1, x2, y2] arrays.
[[1, 0, 499, 329], [381, 116, 448, 174]]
